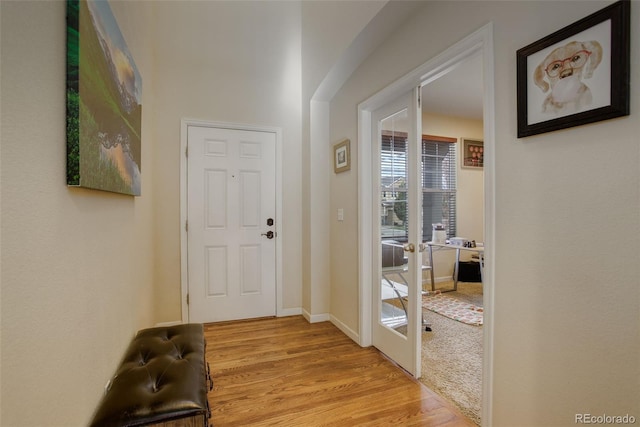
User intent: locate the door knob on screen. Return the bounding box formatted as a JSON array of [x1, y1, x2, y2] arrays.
[[403, 243, 415, 253], [261, 231, 274, 239]]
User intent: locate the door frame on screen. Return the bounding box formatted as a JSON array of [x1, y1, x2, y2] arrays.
[[180, 119, 283, 324], [357, 23, 495, 424]]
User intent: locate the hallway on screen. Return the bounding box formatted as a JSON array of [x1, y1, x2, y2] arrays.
[[205, 316, 475, 426]]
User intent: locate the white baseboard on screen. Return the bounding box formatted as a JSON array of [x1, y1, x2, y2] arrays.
[[154, 320, 183, 327], [159, 309, 302, 327], [301, 308, 330, 323], [278, 307, 303, 317], [330, 315, 360, 344], [298, 311, 361, 345]]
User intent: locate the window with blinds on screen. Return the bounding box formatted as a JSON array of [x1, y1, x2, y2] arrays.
[[380, 132, 457, 242], [421, 137, 457, 241], [380, 131, 408, 241]]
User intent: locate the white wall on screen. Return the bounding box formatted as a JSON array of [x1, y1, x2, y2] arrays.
[[151, 1, 304, 322], [0, 2, 389, 423], [1, 1, 156, 425], [300, 1, 388, 320], [2, 1, 638, 425], [329, 1, 640, 426]]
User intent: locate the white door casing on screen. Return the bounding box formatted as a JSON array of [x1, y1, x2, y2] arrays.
[[181, 121, 281, 324]]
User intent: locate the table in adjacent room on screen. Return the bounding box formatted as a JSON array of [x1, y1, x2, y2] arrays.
[[426, 242, 484, 292]]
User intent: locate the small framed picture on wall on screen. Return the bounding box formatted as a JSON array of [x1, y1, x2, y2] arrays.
[[461, 138, 484, 169], [333, 139, 351, 173]]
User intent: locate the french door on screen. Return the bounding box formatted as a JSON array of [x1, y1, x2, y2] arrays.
[[371, 88, 422, 377]]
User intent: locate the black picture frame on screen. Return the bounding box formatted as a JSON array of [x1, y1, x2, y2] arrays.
[[516, 0, 630, 138]]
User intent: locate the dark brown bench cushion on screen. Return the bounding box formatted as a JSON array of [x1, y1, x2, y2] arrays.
[[90, 323, 210, 427]]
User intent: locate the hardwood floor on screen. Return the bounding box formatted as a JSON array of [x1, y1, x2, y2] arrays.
[[205, 316, 476, 426]]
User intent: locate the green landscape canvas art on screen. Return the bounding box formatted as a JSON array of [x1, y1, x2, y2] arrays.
[[66, 0, 142, 196]]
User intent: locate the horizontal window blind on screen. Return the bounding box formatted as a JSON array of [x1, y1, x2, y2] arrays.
[[380, 131, 408, 241], [380, 132, 457, 242], [422, 138, 456, 241]]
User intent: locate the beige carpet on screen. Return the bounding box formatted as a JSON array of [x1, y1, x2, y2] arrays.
[[421, 281, 483, 426]]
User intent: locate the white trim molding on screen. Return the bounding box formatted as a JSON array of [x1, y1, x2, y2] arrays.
[[154, 321, 183, 328], [279, 307, 303, 317], [302, 309, 330, 324], [330, 315, 360, 344]]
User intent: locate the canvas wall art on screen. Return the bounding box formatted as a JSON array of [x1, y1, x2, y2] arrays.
[[66, 0, 142, 196]]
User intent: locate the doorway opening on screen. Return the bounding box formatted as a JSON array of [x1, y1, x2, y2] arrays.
[[358, 23, 495, 426], [418, 50, 484, 425]]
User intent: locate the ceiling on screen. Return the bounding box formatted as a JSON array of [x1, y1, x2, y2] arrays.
[[421, 53, 484, 121]]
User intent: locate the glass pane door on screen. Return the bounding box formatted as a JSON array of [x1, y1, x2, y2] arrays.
[[372, 89, 421, 377], [379, 110, 409, 333]]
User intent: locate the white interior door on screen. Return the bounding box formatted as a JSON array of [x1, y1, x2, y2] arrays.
[[372, 88, 422, 377], [187, 125, 276, 323]]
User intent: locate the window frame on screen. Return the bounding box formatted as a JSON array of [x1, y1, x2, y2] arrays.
[[421, 135, 458, 242]]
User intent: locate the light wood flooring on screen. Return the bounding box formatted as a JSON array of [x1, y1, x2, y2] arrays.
[[205, 316, 476, 426]]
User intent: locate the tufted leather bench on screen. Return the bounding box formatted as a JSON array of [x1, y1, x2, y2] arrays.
[[90, 323, 212, 427]]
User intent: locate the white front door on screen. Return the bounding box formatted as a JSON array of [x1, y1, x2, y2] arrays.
[[371, 88, 422, 377], [187, 125, 277, 323]]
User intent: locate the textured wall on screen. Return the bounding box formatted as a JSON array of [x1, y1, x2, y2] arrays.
[[1, 1, 156, 425], [150, 1, 304, 323], [329, 1, 640, 425]]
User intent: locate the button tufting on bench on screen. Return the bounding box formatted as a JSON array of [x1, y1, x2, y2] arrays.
[[89, 323, 211, 427]]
